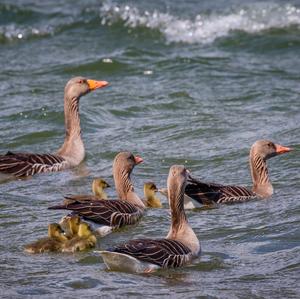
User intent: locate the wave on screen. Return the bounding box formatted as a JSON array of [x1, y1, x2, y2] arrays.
[[0, 24, 53, 42], [0, 3, 89, 43], [99, 2, 300, 44], [2, 2, 300, 44]]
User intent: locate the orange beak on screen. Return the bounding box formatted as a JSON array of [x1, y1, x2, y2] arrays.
[[134, 155, 143, 164], [275, 144, 292, 155], [87, 79, 109, 91]]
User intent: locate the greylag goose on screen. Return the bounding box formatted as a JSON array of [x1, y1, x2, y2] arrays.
[[24, 223, 68, 254], [49, 152, 145, 235], [185, 140, 292, 204], [97, 165, 200, 273], [0, 77, 108, 178], [143, 182, 162, 208]]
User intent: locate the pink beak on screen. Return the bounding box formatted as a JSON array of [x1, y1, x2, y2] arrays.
[[275, 144, 292, 155], [134, 155, 143, 164]]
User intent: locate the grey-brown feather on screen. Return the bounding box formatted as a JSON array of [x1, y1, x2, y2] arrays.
[[110, 239, 193, 268], [0, 151, 67, 177], [48, 199, 143, 228], [185, 175, 256, 205]]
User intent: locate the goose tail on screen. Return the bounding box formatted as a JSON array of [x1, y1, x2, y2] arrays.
[[95, 250, 159, 273]]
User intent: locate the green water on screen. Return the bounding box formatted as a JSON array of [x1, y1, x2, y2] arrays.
[[0, 0, 299, 298]]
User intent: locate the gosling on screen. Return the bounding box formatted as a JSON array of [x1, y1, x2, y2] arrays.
[[63, 178, 110, 205], [62, 222, 97, 253], [24, 223, 68, 254], [92, 178, 110, 199], [143, 182, 162, 208], [59, 214, 81, 239]]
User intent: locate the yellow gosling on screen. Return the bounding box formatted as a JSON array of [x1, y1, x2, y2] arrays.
[[92, 178, 110, 199], [24, 223, 68, 254], [143, 182, 162, 208], [62, 222, 97, 253], [59, 215, 81, 239], [63, 178, 110, 205]]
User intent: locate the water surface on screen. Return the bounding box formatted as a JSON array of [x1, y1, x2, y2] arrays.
[[0, 0, 299, 298]]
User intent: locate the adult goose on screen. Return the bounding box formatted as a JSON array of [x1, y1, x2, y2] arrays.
[[49, 152, 145, 235], [185, 140, 292, 205], [0, 77, 108, 178], [97, 165, 200, 273]]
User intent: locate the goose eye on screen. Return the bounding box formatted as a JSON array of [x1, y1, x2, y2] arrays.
[[78, 80, 84, 84]]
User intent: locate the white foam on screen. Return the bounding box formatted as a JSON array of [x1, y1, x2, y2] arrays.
[[100, 2, 300, 44], [0, 24, 52, 41]]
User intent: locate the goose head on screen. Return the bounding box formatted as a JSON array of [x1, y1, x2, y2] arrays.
[[59, 215, 81, 238], [251, 140, 291, 161], [64, 76, 109, 100], [113, 152, 143, 175], [48, 223, 68, 242]]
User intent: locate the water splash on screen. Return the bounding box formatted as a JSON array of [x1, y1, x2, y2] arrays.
[[100, 2, 300, 44], [0, 24, 53, 42]]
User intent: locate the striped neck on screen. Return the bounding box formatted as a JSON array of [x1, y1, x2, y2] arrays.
[[113, 167, 145, 208], [250, 152, 273, 198], [64, 96, 81, 138], [169, 183, 187, 233], [166, 182, 200, 255], [57, 96, 85, 165]]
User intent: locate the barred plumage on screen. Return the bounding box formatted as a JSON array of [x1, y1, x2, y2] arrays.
[[48, 152, 145, 232], [185, 175, 257, 205], [111, 238, 193, 268], [49, 199, 143, 229], [0, 151, 67, 177], [185, 140, 291, 204], [99, 165, 200, 273], [0, 77, 108, 179]]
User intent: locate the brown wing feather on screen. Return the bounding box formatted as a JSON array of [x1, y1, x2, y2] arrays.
[[48, 199, 143, 228], [186, 175, 257, 204], [111, 239, 193, 268], [63, 195, 101, 205], [0, 151, 66, 177]]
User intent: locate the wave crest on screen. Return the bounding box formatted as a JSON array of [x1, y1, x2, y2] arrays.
[[100, 2, 300, 44], [0, 24, 53, 42]]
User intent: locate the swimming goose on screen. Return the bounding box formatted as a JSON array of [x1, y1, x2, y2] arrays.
[[143, 182, 162, 208], [62, 222, 97, 253], [24, 223, 68, 254], [185, 140, 292, 204], [0, 77, 108, 178], [49, 152, 145, 235], [97, 165, 200, 273], [63, 178, 110, 205]]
